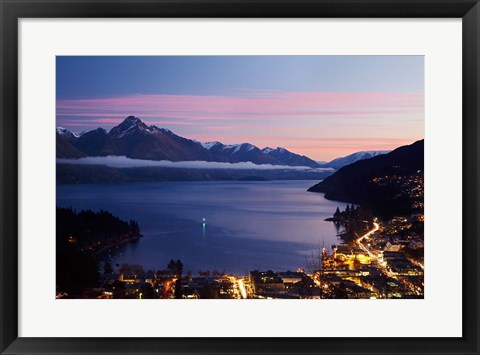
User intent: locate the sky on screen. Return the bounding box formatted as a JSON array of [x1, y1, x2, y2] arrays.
[[56, 56, 424, 161]]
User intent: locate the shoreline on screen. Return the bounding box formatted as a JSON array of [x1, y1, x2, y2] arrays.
[[92, 233, 143, 256]]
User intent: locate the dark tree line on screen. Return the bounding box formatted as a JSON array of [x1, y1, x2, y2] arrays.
[[57, 207, 140, 248], [56, 207, 141, 295], [331, 205, 374, 241], [333, 204, 374, 223]]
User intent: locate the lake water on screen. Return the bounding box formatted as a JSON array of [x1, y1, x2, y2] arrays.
[[56, 180, 347, 275]]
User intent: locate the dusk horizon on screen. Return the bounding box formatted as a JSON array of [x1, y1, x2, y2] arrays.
[[56, 56, 424, 161]]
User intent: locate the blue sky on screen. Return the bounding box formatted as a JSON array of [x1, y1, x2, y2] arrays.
[[57, 56, 423, 98]]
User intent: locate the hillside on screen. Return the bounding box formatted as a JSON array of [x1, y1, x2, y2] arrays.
[[308, 140, 424, 216]]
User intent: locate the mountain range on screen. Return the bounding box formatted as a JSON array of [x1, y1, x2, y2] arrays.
[[57, 116, 389, 170]]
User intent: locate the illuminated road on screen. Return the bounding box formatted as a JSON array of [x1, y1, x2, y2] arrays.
[[408, 258, 424, 270], [355, 222, 380, 256], [356, 222, 419, 295], [163, 281, 172, 298], [237, 279, 247, 299]]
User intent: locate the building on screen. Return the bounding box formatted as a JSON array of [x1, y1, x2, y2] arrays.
[[249, 270, 284, 295]]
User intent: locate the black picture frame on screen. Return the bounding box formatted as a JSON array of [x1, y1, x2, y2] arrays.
[[1, 1, 479, 354]]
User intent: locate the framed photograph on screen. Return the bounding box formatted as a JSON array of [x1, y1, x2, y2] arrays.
[[1, 0, 479, 354]]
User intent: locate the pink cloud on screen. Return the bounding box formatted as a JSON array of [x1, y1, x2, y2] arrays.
[[57, 91, 423, 125], [57, 91, 423, 161]]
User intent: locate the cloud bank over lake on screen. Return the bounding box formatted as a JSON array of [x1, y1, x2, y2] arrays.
[[57, 156, 334, 172]]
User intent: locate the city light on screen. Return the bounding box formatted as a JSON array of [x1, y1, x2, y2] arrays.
[[238, 279, 247, 299]]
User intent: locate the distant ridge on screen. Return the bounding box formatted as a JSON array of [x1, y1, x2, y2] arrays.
[[262, 147, 321, 168], [57, 116, 321, 167], [57, 116, 412, 175], [308, 139, 424, 215], [321, 150, 390, 170]]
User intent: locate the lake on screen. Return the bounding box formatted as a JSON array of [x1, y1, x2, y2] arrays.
[[56, 180, 348, 275]]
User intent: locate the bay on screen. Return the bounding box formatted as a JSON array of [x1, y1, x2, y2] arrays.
[[56, 180, 347, 274]]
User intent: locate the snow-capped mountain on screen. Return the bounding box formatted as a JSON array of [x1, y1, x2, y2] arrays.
[[56, 116, 394, 172], [56, 116, 283, 164], [56, 127, 81, 142], [108, 116, 148, 138], [202, 141, 281, 165], [108, 115, 171, 138], [200, 141, 322, 167], [200, 141, 222, 150], [56, 116, 210, 161], [261, 147, 321, 168], [322, 150, 391, 170], [57, 116, 324, 166]]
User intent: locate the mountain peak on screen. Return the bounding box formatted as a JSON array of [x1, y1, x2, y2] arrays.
[[201, 141, 222, 150], [224, 143, 257, 153], [263, 147, 287, 154], [56, 127, 80, 140], [121, 116, 145, 128], [239, 143, 255, 149], [57, 118, 322, 168], [323, 150, 391, 170], [56, 126, 69, 135], [124, 115, 142, 124], [109, 116, 147, 138], [262, 146, 321, 168]]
